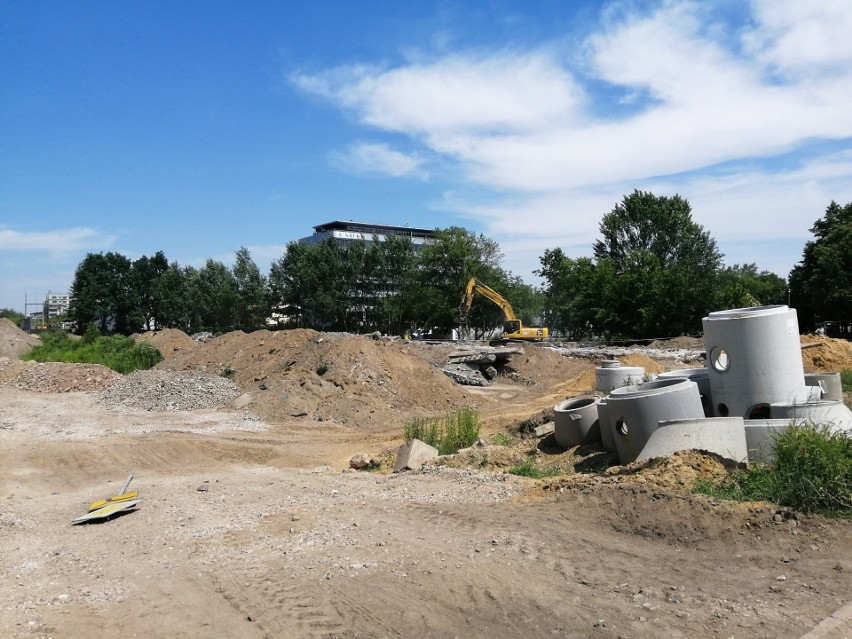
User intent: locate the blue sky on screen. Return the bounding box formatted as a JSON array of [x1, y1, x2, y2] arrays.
[[2, 0, 851, 313]]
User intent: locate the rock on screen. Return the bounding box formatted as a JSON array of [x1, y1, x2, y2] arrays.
[[534, 422, 555, 438], [349, 454, 373, 470], [231, 393, 253, 409], [482, 365, 498, 380], [197, 484, 209, 492], [394, 439, 439, 473]]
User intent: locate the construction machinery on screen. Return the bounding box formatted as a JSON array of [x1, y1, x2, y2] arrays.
[[460, 278, 549, 341]]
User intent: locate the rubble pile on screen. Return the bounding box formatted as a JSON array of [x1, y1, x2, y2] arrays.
[[440, 345, 524, 386], [547, 343, 705, 364], [0, 359, 123, 392], [95, 370, 241, 411]]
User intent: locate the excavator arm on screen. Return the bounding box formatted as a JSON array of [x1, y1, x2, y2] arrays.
[[461, 278, 518, 321]]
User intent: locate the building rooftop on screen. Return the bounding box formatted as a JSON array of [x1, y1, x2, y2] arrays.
[[311, 220, 435, 237]]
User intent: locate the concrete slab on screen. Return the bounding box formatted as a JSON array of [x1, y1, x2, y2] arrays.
[[637, 417, 747, 463], [394, 439, 439, 473]]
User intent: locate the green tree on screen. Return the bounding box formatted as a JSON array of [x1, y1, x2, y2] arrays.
[[370, 236, 418, 335], [714, 264, 787, 310], [535, 249, 597, 339], [69, 252, 139, 335], [789, 201, 852, 334], [0, 308, 24, 325], [592, 191, 722, 338], [132, 251, 170, 331], [413, 227, 503, 333], [269, 239, 348, 330], [150, 261, 193, 332], [196, 259, 239, 333], [232, 247, 270, 331]]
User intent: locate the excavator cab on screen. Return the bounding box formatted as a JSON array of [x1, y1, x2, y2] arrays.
[[504, 319, 522, 335]]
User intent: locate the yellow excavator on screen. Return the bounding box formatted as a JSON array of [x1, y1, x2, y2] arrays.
[[460, 278, 549, 341]]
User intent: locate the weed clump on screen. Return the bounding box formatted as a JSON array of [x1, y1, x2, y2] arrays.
[[403, 407, 480, 455], [694, 423, 851, 518], [507, 457, 563, 479]]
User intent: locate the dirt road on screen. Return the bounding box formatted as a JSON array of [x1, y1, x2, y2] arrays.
[[2, 386, 850, 639]]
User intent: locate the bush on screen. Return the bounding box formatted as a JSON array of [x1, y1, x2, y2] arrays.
[[694, 423, 851, 518], [23, 330, 163, 374], [404, 407, 480, 455]]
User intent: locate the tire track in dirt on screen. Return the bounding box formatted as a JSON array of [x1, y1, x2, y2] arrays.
[[210, 561, 346, 638]]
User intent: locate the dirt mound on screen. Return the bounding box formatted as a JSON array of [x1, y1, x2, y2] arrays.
[[154, 330, 477, 429], [647, 335, 704, 349], [617, 352, 668, 376], [0, 318, 40, 359], [134, 328, 197, 355], [151, 331, 599, 432], [800, 334, 852, 372]]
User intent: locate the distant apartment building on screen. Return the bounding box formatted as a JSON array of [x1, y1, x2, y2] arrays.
[[298, 220, 436, 249], [44, 292, 70, 319]]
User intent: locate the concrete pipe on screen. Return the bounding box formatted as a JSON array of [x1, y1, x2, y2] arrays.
[[597, 399, 616, 452], [595, 364, 644, 392], [653, 368, 713, 417], [554, 396, 601, 448], [744, 419, 791, 465], [607, 378, 705, 464], [702, 305, 809, 419], [769, 400, 852, 432], [636, 417, 747, 463], [804, 373, 844, 402]]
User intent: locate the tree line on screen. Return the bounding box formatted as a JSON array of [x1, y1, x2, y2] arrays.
[[64, 193, 850, 340], [67, 227, 541, 338]]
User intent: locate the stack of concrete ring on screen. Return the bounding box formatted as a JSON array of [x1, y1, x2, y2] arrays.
[[553, 305, 852, 465]]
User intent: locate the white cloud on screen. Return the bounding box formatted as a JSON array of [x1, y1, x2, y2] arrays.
[[0, 227, 114, 254], [329, 142, 426, 177], [744, 0, 852, 77], [292, 0, 852, 278], [293, 51, 583, 136]]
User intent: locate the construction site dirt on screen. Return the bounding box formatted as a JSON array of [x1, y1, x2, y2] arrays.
[[1, 320, 851, 639]]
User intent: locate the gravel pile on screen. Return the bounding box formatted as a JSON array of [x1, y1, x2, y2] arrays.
[[95, 369, 241, 411], [0, 359, 123, 392]]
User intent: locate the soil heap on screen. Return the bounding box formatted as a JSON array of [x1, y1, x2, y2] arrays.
[[145, 329, 594, 431], [0, 317, 40, 359]]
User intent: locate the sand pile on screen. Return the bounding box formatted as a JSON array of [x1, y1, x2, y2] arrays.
[[800, 334, 852, 373], [0, 318, 40, 359]]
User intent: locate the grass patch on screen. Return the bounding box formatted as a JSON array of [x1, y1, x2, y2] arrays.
[[507, 457, 564, 479], [403, 407, 480, 455], [23, 328, 162, 374], [490, 433, 513, 447], [220, 367, 236, 379], [316, 362, 329, 375], [694, 423, 851, 518]]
